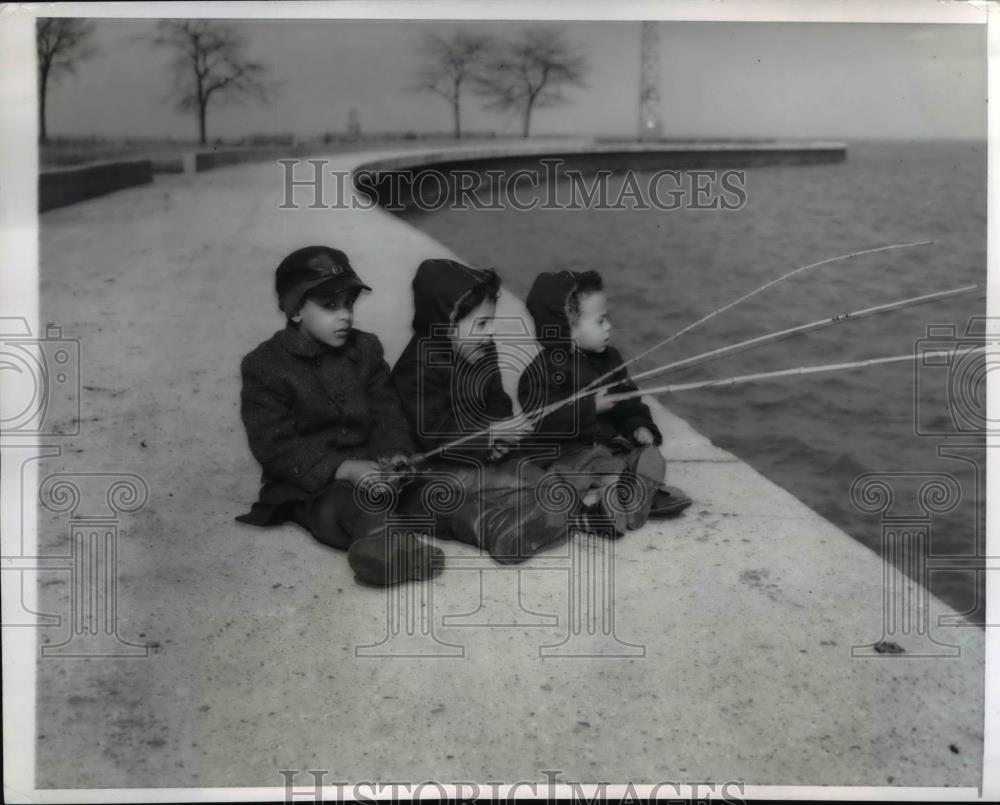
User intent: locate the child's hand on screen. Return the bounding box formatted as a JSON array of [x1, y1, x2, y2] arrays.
[[335, 459, 380, 487], [594, 387, 615, 414], [487, 413, 534, 462], [632, 427, 655, 446], [378, 454, 417, 484], [490, 412, 535, 444], [378, 453, 413, 472], [487, 443, 511, 463]]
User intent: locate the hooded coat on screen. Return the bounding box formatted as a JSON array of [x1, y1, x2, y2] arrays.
[[237, 324, 415, 526], [390, 259, 513, 457], [390, 260, 577, 563], [518, 270, 662, 448]]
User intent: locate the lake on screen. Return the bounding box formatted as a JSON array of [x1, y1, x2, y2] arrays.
[[400, 139, 987, 622]]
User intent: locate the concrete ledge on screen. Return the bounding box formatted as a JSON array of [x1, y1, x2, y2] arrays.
[[355, 139, 848, 172], [38, 159, 153, 212], [351, 139, 847, 209]]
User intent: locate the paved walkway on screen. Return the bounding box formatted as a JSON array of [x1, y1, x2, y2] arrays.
[[31, 145, 982, 791]]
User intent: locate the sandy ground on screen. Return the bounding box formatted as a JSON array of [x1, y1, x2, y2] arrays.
[[29, 149, 983, 791]]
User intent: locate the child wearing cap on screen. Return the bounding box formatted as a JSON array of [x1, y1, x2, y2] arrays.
[[236, 245, 443, 586], [390, 258, 571, 563]]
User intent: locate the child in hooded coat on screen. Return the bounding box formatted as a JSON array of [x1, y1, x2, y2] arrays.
[[518, 269, 674, 533], [391, 259, 573, 563]]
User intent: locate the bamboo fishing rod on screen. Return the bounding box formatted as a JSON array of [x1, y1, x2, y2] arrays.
[[514, 280, 978, 430], [411, 239, 936, 464], [577, 239, 935, 395], [604, 346, 988, 402], [516, 239, 938, 435], [628, 282, 984, 386], [410, 274, 964, 465]]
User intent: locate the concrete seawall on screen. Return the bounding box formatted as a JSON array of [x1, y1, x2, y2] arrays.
[[38, 159, 153, 212], [354, 139, 848, 173], [32, 141, 982, 792], [352, 140, 846, 210]]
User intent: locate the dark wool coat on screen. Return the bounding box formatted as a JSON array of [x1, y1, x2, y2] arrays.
[[517, 270, 662, 449], [237, 323, 415, 526], [390, 259, 513, 458]]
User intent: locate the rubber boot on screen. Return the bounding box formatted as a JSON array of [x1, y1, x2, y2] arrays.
[[485, 493, 569, 564], [347, 527, 444, 586], [649, 484, 693, 518]]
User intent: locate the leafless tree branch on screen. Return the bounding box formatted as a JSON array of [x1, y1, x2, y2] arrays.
[[145, 19, 278, 144], [408, 29, 494, 139], [36, 18, 98, 143], [473, 27, 588, 138]]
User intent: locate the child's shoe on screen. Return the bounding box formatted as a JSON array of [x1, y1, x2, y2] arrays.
[[624, 446, 666, 530], [487, 501, 568, 563], [347, 530, 444, 586], [648, 484, 693, 518], [569, 503, 618, 538]]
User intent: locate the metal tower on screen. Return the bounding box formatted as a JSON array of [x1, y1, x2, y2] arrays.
[[638, 21, 663, 140]]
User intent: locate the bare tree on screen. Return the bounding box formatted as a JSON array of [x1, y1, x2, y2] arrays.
[[148, 20, 276, 145], [36, 18, 98, 145], [410, 29, 493, 139], [474, 27, 589, 138]]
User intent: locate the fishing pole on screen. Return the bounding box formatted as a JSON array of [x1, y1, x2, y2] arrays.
[[510, 271, 968, 429], [628, 282, 984, 386], [603, 346, 988, 402], [520, 239, 938, 432], [411, 240, 936, 465], [579, 239, 936, 394], [382, 342, 986, 481]]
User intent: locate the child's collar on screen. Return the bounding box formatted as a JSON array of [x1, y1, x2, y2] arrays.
[[279, 322, 360, 361]]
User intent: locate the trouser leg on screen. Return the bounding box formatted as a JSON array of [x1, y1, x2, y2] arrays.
[[289, 483, 444, 585], [289, 483, 377, 550], [432, 461, 571, 564], [395, 474, 461, 541]]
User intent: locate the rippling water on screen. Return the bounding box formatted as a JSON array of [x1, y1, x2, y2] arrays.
[[401, 139, 987, 622]]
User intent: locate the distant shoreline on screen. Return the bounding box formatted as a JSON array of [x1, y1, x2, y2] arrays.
[[39, 133, 984, 169]]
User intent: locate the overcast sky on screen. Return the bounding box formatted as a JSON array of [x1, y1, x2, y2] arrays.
[[44, 19, 985, 141]]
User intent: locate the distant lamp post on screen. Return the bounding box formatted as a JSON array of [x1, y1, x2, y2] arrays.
[[638, 21, 663, 140], [347, 108, 361, 139]]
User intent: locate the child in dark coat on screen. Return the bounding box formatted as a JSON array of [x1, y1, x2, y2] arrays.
[[391, 259, 570, 562], [518, 270, 689, 533], [237, 245, 443, 586]]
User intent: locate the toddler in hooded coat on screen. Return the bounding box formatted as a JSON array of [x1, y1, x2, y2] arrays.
[[517, 269, 669, 534]]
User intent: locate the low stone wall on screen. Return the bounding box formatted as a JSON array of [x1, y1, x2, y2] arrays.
[[39, 159, 154, 212], [193, 143, 321, 173], [150, 156, 185, 174]]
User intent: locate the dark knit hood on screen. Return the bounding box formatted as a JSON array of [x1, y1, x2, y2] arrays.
[[411, 258, 497, 335], [525, 270, 586, 348]]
